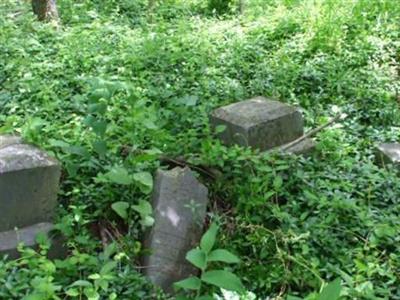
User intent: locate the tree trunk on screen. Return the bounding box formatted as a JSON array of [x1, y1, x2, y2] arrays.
[[32, 0, 59, 22], [239, 0, 245, 14]]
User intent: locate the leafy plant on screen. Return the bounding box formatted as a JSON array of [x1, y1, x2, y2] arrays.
[[174, 223, 244, 299]]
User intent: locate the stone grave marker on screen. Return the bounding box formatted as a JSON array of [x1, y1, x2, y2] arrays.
[[375, 143, 400, 168], [143, 167, 208, 293], [0, 135, 62, 258], [210, 96, 305, 151]]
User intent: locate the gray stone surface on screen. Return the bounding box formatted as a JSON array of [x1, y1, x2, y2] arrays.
[[0, 135, 61, 232], [210, 97, 304, 151], [0, 222, 66, 259], [375, 143, 400, 167], [143, 167, 208, 293], [283, 138, 316, 156]]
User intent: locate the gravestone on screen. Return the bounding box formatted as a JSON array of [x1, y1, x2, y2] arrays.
[[375, 143, 400, 168], [143, 167, 208, 293], [210, 96, 304, 151], [0, 135, 62, 258]]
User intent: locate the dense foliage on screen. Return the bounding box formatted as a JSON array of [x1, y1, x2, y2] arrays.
[[1, 0, 400, 299]]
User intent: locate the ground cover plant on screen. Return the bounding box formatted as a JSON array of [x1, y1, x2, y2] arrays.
[[1, 0, 400, 299]]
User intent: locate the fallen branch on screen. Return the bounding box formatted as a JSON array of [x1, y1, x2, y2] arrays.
[[279, 113, 347, 151]]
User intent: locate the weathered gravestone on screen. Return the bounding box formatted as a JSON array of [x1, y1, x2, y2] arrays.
[[375, 143, 400, 168], [210, 96, 305, 151], [143, 167, 208, 293], [0, 135, 62, 259]]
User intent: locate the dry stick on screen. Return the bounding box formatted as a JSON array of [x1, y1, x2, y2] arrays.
[[279, 113, 346, 151]]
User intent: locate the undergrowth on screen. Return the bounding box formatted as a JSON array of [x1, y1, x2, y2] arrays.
[[1, 0, 400, 299]]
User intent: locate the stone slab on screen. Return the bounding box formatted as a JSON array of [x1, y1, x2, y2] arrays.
[[210, 97, 304, 151], [375, 143, 400, 167], [143, 167, 208, 293], [283, 138, 316, 156], [0, 135, 61, 232], [0, 222, 66, 259]]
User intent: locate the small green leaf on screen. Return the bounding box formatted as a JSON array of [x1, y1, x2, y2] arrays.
[[215, 125, 226, 134], [317, 278, 342, 300], [140, 215, 155, 227], [200, 223, 218, 254], [111, 201, 129, 219], [174, 276, 201, 290], [201, 270, 245, 293], [132, 200, 152, 216], [65, 288, 79, 297], [105, 166, 133, 185], [186, 248, 207, 270], [208, 249, 240, 264], [70, 280, 92, 287]]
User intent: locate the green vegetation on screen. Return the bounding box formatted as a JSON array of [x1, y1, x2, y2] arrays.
[[1, 0, 400, 299]]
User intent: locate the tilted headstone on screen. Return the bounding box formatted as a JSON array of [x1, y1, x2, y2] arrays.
[[210, 96, 304, 151], [0, 135, 62, 258], [143, 167, 208, 293], [375, 143, 400, 168]]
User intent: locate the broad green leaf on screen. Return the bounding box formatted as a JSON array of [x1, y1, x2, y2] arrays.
[[174, 276, 201, 290], [65, 145, 90, 157], [133, 172, 153, 188], [84, 287, 100, 300], [91, 120, 107, 137], [100, 261, 118, 275], [317, 278, 342, 300], [201, 270, 245, 293], [92, 140, 107, 156], [49, 139, 70, 148], [90, 88, 110, 101], [111, 201, 129, 219], [186, 248, 207, 270], [200, 223, 218, 253], [132, 200, 152, 216], [105, 167, 133, 185], [88, 103, 107, 114], [208, 249, 240, 264]]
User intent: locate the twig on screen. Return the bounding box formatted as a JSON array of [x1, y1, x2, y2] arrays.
[[280, 113, 346, 151], [160, 156, 218, 180]]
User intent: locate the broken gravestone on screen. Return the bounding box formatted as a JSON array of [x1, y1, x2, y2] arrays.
[[210, 96, 315, 155], [143, 167, 208, 293], [0, 135, 62, 259], [375, 143, 400, 168]]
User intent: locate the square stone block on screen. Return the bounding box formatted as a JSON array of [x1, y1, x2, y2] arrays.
[[210, 97, 304, 151], [0, 135, 61, 232], [375, 143, 400, 168]]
